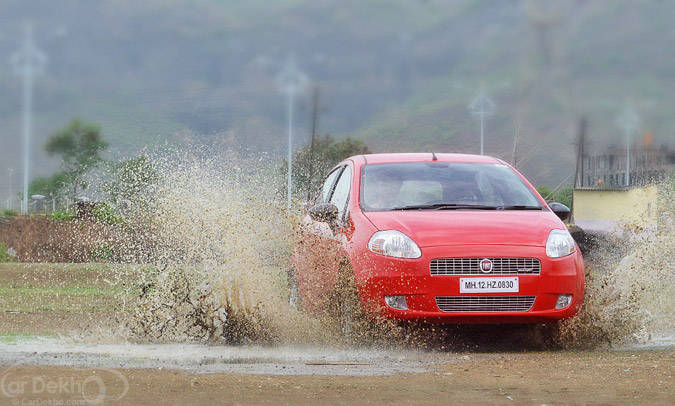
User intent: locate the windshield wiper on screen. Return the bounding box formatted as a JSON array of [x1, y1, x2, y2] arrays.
[[391, 203, 501, 211], [390, 203, 543, 211], [498, 205, 543, 210]]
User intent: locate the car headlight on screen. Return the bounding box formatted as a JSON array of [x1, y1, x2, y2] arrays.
[[368, 230, 421, 259], [545, 229, 576, 258]]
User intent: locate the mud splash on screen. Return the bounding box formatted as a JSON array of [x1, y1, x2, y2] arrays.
[[114, 149, 320, 344], [108, 149, 673, 349], [553, 181, 674, 348]]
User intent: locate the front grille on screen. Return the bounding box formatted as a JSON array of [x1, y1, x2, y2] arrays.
[[430, 258, 541, 275], [435, 296, 536, 312]]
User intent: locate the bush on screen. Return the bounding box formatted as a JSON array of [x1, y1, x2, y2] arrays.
[[48, 210, 75, 221], [92, 203, 124, 225], [0, 216, 152, 263], [536, 186, 573, 208], [535, 186, 554, 200], [90, 244, 114, 262], [0, 242, 15, 262], [1, 209, 19, 218]]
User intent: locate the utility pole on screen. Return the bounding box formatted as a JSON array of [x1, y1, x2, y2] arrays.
[[616, 103, 639, 187], [574, 116, 587, 188], [276, 56, 308, 210], [307, 85, 319, 201], [512, 114, 521, 168], [7, 168, 13, 209], [11, 23, 46, 214], [469, 85, 495, 155]]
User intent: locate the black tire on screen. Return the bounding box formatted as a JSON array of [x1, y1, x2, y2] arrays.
[[329, 259, 361, 341]]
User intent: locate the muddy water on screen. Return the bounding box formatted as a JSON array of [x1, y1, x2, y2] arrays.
[[555, 181, 674, 348], [116, 150, 330, 344], [101, 150, 674, 350], [0, 337, 440, 375]]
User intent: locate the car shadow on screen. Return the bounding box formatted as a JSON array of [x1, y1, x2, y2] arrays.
[[399, 323, 559, 352]]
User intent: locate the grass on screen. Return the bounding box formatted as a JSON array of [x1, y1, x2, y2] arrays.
[[0, 285, 125, 313], [0, 263, 139, 335], [0, 332, 57, 344], [0, 285, 124, 297]]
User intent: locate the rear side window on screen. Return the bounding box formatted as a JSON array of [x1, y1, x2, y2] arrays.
[[318, 167, 342, 203], [329, 165, 352, 220]]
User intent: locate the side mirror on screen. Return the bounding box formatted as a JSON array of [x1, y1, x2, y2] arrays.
[[309, 203, 339, 224], [549, 202, 571, 222]]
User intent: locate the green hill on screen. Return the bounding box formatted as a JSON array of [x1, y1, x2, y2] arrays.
[[0, 0, 673, 195]]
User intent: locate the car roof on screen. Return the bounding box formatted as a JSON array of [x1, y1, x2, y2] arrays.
[[352, 153, 503, 165]]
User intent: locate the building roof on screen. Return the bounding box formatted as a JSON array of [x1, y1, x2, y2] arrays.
[[574, 183, 662, 192]]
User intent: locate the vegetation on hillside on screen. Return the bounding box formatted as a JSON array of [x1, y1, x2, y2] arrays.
[[1, 0, 673, 189]]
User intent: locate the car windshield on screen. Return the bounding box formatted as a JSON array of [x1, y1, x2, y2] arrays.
[[360, 162, 542, 211]]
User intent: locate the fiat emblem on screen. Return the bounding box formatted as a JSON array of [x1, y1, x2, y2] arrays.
[[479, 258, 493, 273]]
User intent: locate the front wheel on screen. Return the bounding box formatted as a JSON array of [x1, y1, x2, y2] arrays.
[[327, 259, 361, 342]]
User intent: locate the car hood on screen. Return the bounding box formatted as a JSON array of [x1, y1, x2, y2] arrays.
[[362, 210, 562, 247]]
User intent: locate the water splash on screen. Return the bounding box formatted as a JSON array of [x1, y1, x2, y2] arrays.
[[107, 148, 673, 349], [116, 148, 311, 343], [554, 180, 674, 348]]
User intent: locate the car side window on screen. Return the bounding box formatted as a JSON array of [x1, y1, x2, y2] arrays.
[[319, 167, 343, 204], [329, 165, 352, 221]]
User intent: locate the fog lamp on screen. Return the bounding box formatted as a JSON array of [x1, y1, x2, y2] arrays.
[[384, 295, 408, 310], [555, 294, 572, 309]]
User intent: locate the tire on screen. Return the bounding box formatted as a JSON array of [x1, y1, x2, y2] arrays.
[[330, 259, 360, 341]]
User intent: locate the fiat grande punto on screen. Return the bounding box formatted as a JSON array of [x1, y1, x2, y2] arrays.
[[294, 153, 584, 324]]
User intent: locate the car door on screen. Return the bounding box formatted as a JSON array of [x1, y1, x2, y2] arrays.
[[293, 163, 353, 314]]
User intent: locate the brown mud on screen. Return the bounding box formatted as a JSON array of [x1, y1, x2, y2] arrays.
[[1, 350, 672, 405]]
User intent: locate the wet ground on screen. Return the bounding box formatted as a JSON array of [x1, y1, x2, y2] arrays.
[[0, 340, 432, 376], [1, 347, 672, 404], [0, 263, 673, 404]]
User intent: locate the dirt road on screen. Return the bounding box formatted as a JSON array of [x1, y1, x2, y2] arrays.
[[1, 349, 672, 405]]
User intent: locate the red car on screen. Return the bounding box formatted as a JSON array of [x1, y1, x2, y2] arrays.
[[294, 153, 584, 324]]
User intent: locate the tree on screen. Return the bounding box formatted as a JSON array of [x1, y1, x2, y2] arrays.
[[28, 173, 68, 198], [45, 119, 108, 199], [102, 155, 158, 207], [283, 135, 371, 200]]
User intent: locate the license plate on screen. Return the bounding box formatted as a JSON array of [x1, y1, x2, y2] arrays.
[[460, 277, 519, 293]]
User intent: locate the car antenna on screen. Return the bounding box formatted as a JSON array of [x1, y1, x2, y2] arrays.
[[431, 152, 438, 161]]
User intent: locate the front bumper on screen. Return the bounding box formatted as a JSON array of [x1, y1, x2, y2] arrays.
[[352, 244, 585, 324]]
